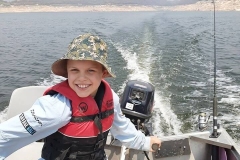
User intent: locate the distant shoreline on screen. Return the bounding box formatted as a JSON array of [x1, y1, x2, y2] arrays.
[[0, 5, 159, 13], [0, 1, 240, 13]]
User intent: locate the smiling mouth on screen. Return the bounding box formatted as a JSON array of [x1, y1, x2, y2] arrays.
[[77, 84, 90, 89]]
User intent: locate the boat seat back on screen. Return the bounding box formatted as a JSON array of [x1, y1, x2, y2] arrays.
[[7, 86, 49, 120]]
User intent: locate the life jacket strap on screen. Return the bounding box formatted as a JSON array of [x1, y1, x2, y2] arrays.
[[70, 109, 114, 122]]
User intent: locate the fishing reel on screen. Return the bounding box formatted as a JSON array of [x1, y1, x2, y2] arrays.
[[198, 112, 210, 131]]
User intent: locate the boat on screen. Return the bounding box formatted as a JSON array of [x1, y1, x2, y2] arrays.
[[4, 78, 240, 160]]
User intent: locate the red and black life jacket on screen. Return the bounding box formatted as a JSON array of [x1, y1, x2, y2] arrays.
[[41, 80, 114, 160]]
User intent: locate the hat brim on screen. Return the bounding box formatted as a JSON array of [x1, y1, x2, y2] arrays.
[[51, 59, 116, 78]]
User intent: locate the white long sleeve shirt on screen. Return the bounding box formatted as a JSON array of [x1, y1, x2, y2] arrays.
[[0, 89, 150, 159]]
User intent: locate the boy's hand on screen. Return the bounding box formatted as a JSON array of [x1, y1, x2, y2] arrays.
[[150, 136, 161, 152]]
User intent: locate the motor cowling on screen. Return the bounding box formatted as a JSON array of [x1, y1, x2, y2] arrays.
[[120, 80, 155, 126]]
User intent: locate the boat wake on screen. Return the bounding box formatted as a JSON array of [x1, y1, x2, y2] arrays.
[[114, 36, 182, 136]]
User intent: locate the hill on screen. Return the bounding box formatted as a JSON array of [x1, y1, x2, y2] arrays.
[[0, 0, 240, 11], [0, 0, 199, 6]]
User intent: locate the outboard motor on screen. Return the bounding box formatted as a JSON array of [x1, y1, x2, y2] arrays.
[[120, 80, 155, 135]]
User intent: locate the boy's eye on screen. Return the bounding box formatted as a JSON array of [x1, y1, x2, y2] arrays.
[[88, 69, 95, 72], [70, 69, 78, 72]]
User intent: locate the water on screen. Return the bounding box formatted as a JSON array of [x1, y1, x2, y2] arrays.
[[0, 11, 240, 144]]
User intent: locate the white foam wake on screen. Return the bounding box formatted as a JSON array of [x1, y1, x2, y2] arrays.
[[114, 41, 182, 135]]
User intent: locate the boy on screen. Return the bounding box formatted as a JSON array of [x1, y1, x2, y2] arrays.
[[0, 33, 161, 160]]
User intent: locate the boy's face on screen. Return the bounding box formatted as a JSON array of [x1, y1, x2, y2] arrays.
[[67, 60, 108, 97]]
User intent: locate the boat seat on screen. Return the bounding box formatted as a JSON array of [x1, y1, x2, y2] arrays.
[[7, 86, 49, 120]]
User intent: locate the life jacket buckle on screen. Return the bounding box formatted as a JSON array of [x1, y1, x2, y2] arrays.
[[97, 112, 102, 119]]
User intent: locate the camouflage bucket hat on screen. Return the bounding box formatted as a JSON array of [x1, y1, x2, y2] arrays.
[[52, 33, 115, 78]]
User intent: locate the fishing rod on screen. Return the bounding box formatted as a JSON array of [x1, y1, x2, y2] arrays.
[[198, 1, 221, 159], [198, 0, 220, 137], [210, 0, 220, 139], [209, 0, 221, 159]]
